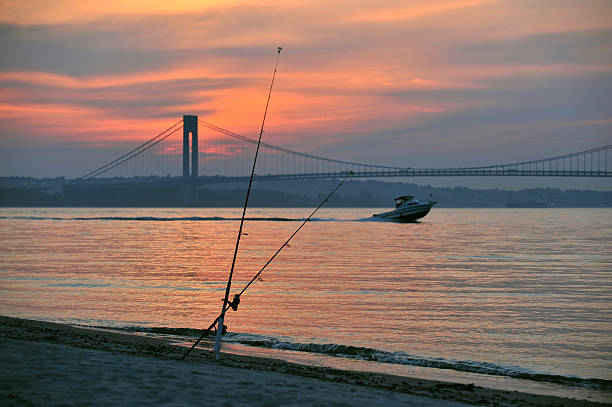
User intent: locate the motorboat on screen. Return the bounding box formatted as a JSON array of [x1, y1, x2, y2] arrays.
[[373, 195, 436, 221]]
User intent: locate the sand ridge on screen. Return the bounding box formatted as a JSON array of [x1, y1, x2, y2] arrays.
[[0, 316, 608, 406]]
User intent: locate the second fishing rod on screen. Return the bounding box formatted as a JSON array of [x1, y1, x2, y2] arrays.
[[181, 171, 353, 360]]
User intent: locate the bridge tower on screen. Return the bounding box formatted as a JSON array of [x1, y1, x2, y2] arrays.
[[183, 115, 198, 205]]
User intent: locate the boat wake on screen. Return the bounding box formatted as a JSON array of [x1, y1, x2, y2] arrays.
[[0, 215, 371, 222], [357, 216, 425, 223], [0, 215, 317, 222]]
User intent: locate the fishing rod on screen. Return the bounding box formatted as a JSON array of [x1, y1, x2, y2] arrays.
[[181, 171, 353, 360], [213, 46, 283, 360]]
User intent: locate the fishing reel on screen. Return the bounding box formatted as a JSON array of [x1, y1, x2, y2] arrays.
[[227, 294, 241, 311]]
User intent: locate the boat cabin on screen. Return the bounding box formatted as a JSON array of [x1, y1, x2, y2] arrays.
[[394, 196, 414, 208]]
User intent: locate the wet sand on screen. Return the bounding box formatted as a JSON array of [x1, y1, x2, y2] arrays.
[[0, 316, 607, 406]]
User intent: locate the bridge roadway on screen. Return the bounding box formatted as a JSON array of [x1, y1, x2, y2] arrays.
[[69, 167, 612, 189], [231, 168, 612, 181]]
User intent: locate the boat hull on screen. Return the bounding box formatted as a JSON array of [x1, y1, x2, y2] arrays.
[[373, 202, 435, 222]]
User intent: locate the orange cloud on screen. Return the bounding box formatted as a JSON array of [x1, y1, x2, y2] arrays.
[[0, 0, 235, 25], [0, 100, 179, 145], [0, 69, 236, 90], [1, 0, 610, 178], [347, 0, 499, 23]]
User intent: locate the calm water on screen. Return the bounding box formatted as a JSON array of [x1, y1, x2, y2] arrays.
[[1, 207, 611, 400]]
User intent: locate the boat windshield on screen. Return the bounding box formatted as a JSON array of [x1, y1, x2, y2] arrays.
[[394, 196, 414, 207]]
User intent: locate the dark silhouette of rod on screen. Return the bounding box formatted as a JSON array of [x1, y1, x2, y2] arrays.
[[237, 172, 353, 297], [213, 47, 283, 359], [181, 171, 353, 360]]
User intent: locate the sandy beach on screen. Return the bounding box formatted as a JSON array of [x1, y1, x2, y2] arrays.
[[0, 316, 608, 406]]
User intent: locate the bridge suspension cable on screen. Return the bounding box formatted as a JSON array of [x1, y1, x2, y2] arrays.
[[79, 120, 183, 179], [77, 116, 611, 181], [459, 145, 612, 170], [197, 120, 611, 178], [198, 119, 405, 170]]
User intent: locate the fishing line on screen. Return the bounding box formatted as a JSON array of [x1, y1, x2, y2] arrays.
[[236, 172, 353, 297], [181, 171, 353, 360], [213, 47, 283, 359]]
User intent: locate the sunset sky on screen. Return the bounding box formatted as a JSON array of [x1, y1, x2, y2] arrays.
[[0, 0, 610, 189]]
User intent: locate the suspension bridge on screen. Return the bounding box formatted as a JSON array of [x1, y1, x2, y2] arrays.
[[75, 115, 611, 204]]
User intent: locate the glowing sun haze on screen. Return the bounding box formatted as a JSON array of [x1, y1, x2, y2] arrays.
[[0, 0, 611, 189]]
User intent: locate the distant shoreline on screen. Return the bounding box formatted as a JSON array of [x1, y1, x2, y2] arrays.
[[2, 178, 611, 208]]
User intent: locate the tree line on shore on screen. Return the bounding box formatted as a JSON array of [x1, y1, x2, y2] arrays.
[[1, 178, 610, 207]]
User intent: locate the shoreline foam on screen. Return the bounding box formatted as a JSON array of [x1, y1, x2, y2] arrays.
[[1, 316, 609, 406]]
